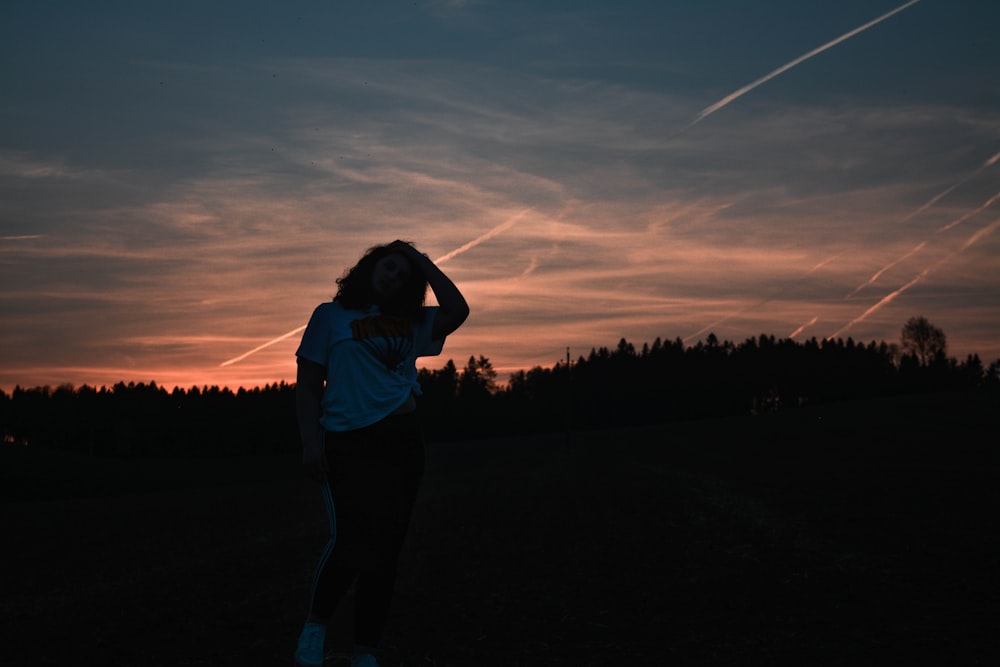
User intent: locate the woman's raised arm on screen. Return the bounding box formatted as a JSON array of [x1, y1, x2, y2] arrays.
[[390, 240, 469, 340]]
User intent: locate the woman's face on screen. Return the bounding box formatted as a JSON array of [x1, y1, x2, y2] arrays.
[[371, 252, 413, 301]]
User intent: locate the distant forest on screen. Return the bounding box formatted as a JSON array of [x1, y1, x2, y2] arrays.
[[3, 317, 997, 458]]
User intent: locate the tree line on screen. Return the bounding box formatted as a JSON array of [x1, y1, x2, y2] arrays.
[[2, 317, 996, 457]]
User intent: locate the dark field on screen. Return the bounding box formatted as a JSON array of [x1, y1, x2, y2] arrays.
[[2, 390, 998, 666]]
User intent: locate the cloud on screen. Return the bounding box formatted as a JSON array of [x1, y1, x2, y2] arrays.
[[0, 151, 93, 180], [846, 242, 927, 298], [828, 218, 1000, 340], [4, 3, 1000, 390]]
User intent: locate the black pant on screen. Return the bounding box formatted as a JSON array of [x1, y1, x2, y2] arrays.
[[307, 412, 425, 647]]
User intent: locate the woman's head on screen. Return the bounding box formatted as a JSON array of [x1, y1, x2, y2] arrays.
[[335, 242, 427, 320]]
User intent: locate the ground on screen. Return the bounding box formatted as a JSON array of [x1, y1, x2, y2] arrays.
[[2, 390, 998, 665]]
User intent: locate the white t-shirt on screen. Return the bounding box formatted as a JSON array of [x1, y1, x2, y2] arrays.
[[296, 301, 445, 432]]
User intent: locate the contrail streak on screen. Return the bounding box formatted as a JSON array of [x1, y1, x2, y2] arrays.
[[687, 164, 993, 345], [683, 253, 841, 343], [938, 190, 1000, 232], [828, 218, 1000, 340], [846, 161, 1000, 296], [687, 0, 921, 129], [789, 316, 819, 339], [219, 210, 531, 367], [901, 150, 1000, 223], [432, 209, 531, 264], [220, 326, 307, 367], [684, 315, 738, 344], [828, 270, 929, 341], [959, 217, 1000, 251], [901, 186, 958, 224], [846, 241, 926, 298]]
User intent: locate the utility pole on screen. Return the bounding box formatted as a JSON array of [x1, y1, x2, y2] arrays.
[[564, 346, 573, 446]]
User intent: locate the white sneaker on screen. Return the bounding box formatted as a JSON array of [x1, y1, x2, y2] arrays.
[[294, 622, 326, 667], [350, 652, 380, 667]]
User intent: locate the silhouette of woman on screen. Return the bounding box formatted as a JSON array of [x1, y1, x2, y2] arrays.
[[293, 240, 469, 667]]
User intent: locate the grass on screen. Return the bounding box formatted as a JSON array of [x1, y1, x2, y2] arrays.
[[2, 389, 998, 665]]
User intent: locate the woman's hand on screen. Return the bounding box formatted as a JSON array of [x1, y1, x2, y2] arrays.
[[390, 240, 469, 339]]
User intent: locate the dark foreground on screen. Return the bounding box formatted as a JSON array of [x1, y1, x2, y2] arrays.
[[2, 390, 998, 666]]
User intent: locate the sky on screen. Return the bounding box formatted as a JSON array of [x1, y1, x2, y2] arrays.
[[2, 0, 999, 392]]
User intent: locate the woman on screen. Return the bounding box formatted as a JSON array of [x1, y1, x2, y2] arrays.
[[293, 240, 469, 667]]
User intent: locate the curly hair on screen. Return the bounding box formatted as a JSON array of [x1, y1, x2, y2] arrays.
[[334, 243, 428, 322]]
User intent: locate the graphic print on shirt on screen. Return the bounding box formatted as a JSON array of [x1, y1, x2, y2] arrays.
[[350, 316, 414, 372]]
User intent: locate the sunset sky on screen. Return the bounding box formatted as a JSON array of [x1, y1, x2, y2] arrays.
[[2, 0, 999, 392]]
